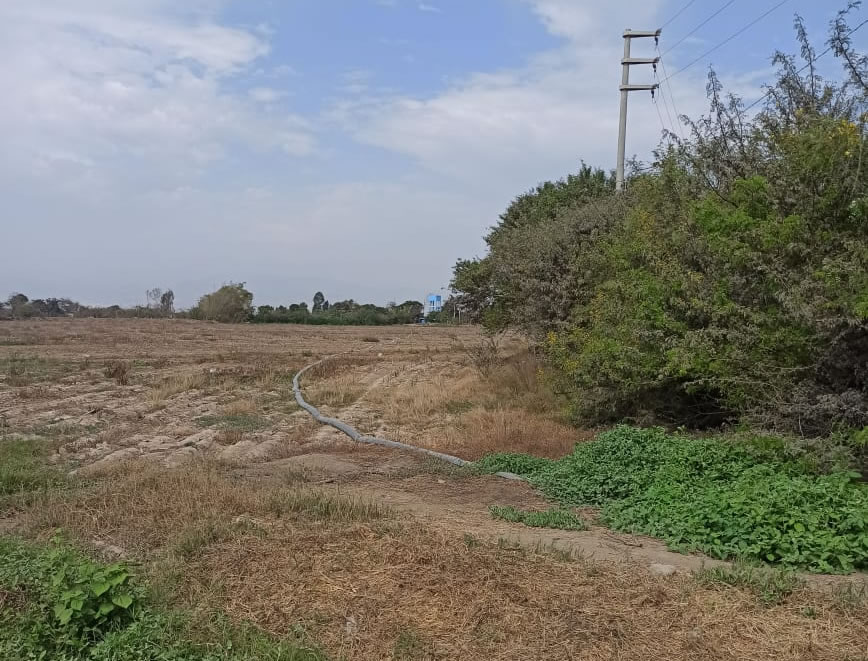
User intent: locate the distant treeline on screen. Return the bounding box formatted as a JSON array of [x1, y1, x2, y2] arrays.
[[191, 283, 426, 325], [0, 292, 175, 320], [1, 286, 431, 326], [252, 302, 424, 326]]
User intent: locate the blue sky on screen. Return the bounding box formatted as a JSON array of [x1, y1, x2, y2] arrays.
[[1, 0, 863, 308]]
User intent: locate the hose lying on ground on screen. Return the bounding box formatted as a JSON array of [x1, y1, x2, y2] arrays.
[[292, 358, 524, 481]]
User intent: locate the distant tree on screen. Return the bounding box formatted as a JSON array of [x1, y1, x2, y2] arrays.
[[7, 293, 32, 319], [312, 291, 325, 312], [159, 290, 175, 316], [146, 288, 162, 310], [30, 298, 66, 317], [330, 300, 356, 312], [192, 283, 254, 323], [397, 300, 424, 320], [322, 300, 330, 311], [7, 293, 28, 307]]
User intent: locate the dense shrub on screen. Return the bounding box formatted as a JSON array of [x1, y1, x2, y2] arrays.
[[476, 427, 868, 573], [452, 11, 868, 439]]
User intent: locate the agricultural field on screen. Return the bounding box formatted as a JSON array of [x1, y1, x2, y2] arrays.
[[1, 319, 867, 660]]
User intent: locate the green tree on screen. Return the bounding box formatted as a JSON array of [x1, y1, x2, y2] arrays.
[[192, 283, 254, 323]]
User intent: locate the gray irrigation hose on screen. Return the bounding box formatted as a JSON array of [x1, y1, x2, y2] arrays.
[[293, 357, 524, 481]]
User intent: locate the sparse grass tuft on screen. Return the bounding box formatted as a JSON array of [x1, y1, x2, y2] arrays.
[[694, 562, 804, 606], [196, 414, 269, 431], [1, 355, 72, 387], [265, 489, 389, 522], [173, 518, 262, 559], [392, 629, 435, 660], [305, 372, 365, 410], [221, 399, 257, 416], [489, 505, 587, 531], [831, 581, 868, 613], [215, 429, 244, 445], [148, 372, 209, 406]]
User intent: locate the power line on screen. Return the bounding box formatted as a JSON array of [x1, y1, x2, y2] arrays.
[[661, 0, 699, 29], [652, 92, 670, 138], [655, 66, 678, 135], [662, 0, 738, 56], [743, 17, 868, 112], [662, 0, 792, 82], [657, 53, 687, 139]]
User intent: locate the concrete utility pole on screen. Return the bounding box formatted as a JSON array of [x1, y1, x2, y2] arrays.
[[616, 29, 661, 192]]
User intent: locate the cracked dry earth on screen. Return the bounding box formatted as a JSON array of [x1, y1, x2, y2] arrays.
[[2, 318, 867, 593]]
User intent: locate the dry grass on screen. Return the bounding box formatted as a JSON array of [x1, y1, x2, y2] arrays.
[[221, 398, 257, 416], [18, 461, 868, 661], [25, 461, 386, 554], [103, 360, 132, 385], [148, 371, 209, 406], [356, 349, 585, 459], [215, 429, 244, 446], [367, 367, 478, 425], [305, 371, 367, 411], [442, 409, 584, 460]]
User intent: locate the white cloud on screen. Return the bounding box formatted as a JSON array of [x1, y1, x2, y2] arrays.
[[332, 0, 710, 193], [418, 3, 441, 13], [0, 0, 313, 193], [249, 86, 287, 103]]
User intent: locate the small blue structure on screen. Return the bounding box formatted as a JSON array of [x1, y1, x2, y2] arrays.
[[426, 294, 442, 316]]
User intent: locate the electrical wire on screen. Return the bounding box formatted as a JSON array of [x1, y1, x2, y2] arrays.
[[661, 0, 699, 29], [662, 0, 792, 82], [657, 54, 687, 139], [662, 0, 738, 56], [743, 17, 868, 112], [652, 91, 671, 140], [655, 66, 678, 135]]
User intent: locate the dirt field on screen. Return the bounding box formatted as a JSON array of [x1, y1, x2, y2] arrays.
[[2, 319, 867, 660]]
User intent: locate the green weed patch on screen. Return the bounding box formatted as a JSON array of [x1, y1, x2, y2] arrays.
[[476, 426, 868, 573], [0, 437, 67, 508], [0, 536, 325, 660], [489, 505, 587, 530]]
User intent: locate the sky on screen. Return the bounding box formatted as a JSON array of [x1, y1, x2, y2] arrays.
[[1, 0, 862, 308]]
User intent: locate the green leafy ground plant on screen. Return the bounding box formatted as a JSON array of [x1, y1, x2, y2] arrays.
[[0, 537, 325, 660], [476, 427, 868, 573]]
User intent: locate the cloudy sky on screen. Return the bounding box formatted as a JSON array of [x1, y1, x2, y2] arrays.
[[1, 0, 859, 308]]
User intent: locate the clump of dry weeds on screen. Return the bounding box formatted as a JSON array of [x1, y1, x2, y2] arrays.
[[103, 360, 132, 385]]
